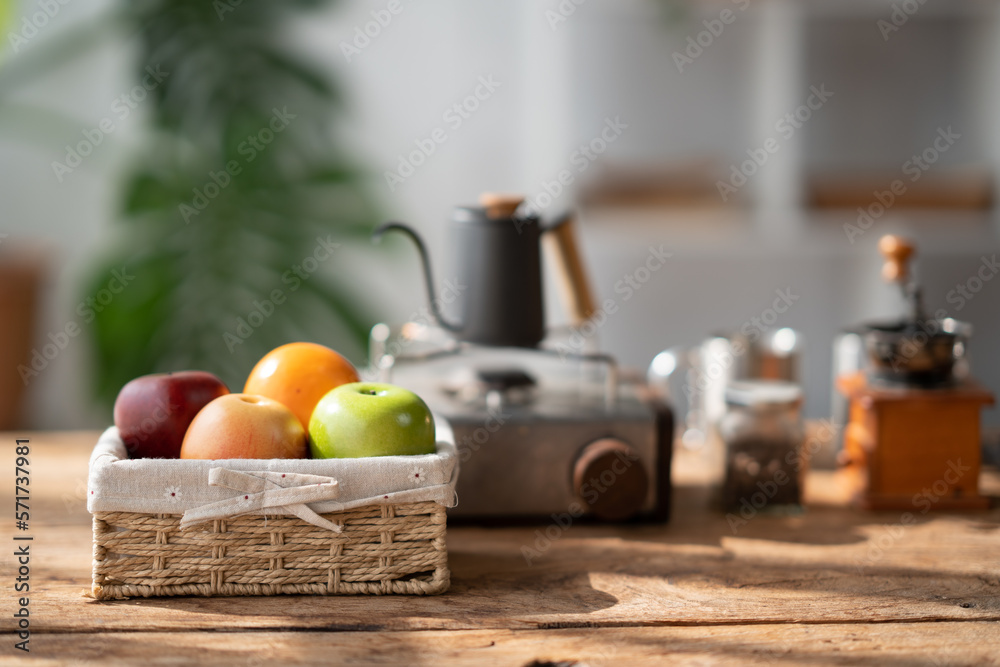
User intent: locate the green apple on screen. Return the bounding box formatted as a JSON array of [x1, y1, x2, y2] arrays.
[[309, 382, 436, 458]]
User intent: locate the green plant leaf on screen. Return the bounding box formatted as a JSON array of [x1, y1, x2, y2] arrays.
[[64, 0, 384, 409]]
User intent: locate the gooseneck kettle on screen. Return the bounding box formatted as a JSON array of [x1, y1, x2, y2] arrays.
[[373, 193, 595, 349]]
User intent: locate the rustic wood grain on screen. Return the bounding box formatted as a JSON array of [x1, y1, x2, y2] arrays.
[[7, 623, 1000, 666], [2, 431, 999, 664]]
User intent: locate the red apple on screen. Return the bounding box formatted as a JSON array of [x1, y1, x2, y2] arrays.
[[114, 371, 230, 459], [180, 394, 307, 460]]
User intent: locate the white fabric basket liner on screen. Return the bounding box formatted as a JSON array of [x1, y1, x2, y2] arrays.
[[88, 417, 459, 521]]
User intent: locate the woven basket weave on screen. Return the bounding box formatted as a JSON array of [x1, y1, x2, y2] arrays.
[[92, 500, 448, 599]]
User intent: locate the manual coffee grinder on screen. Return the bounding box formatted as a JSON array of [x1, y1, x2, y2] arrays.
[[837, 235, 993, 510]]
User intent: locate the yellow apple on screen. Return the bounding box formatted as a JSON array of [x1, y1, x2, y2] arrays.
[[180, 394, 307, 460]]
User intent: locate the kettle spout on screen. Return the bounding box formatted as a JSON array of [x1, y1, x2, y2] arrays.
[[372, 222, 463, 334]]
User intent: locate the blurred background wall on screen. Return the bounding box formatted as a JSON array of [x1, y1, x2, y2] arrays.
[[2, 0, 999, 430]]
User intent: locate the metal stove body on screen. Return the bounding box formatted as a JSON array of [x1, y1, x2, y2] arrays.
[[370, 324, 672, 522]]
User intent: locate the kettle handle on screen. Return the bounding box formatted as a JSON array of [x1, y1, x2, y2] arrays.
[[542, 212, 597, 325], [372, 222, 463, 333]]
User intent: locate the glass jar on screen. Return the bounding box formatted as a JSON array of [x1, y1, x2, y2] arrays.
[[719, 380, 804, 513]]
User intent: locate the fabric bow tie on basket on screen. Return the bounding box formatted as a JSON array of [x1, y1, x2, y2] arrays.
[[179, 468, 344, 532]]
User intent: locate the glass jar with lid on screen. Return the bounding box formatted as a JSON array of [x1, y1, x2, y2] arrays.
[[719, 380, 804, 513]]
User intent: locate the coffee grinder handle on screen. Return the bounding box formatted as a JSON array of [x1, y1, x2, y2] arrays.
[[543, 212, 598, 326], [878, 234, 915, 285], [878, 234, 924, 321]]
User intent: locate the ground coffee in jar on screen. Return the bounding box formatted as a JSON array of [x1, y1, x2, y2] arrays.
[[719, 381, 804, 512]]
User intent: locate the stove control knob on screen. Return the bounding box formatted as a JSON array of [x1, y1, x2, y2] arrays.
[[573, 438, 648, 521]]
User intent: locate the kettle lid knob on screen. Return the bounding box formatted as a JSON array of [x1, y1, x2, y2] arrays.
[[479, 192, 524, 219]]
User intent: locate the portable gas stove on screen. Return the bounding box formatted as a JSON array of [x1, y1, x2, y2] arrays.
[[369, 323, 673, 522]]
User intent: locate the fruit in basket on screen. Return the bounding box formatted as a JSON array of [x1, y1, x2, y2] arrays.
[[114, 371, 230, 458], [244, 342, 360, 429], [180, 394, 307, 459], [309, 382, 436, 459]]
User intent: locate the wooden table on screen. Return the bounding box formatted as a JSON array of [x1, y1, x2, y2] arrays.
[[3, 432, 999, 666]]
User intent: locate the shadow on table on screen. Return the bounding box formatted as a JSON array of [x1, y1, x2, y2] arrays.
[[81, 496, 1000, 631], [96, 527, 998, 631], [624, 481, 1000, 549], [584, 630, 981, 667], [33, 625, 984, 666]]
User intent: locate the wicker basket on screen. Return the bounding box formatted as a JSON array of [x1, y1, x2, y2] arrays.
[[88, 425, 456, 599]]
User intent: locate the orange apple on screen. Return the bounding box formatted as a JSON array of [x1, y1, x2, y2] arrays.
[[244, 342, 360, 429], [180, 394, 307, 460]]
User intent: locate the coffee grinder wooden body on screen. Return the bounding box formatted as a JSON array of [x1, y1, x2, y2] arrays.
[[837, 372, 992, 510]]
